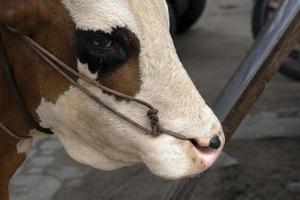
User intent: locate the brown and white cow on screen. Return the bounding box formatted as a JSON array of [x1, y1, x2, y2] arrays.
[[0, 0, 225, 199]]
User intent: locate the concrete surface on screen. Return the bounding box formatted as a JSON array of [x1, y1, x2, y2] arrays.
[[9, 0, 300, 199]]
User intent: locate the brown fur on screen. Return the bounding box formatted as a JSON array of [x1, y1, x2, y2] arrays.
[[0, 1, 140, 199], [99, 29, 141, 96]]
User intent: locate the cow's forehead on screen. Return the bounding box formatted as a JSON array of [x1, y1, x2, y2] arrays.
[[61, 0, 169, 33]]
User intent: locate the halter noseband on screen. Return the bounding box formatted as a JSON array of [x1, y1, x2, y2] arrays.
[[0, 28, 187, 141]]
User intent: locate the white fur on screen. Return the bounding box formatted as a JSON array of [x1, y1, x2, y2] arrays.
[[16, 130, 50, 154], [61, 0, 139, 33], [17, 138, 33, 154], [36, 0, 225, 179]]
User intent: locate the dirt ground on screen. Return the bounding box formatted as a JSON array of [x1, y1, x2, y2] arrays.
[[189, 138, 300, 200]]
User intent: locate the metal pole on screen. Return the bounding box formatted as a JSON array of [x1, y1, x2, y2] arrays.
[[167, 1, 300, 200], [213, 0, 300, 140]]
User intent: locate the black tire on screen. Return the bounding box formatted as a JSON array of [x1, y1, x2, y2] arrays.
[[279, 58, 300, 81], [176, 0, 207, 33], [251, 0, 269, 38], [167, 1, 178, 36], [252, 0, 300, 81]]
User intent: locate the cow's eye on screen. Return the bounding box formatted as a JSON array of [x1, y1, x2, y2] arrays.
[[75, 28, 136, 74], [90, 38, 112, 49]]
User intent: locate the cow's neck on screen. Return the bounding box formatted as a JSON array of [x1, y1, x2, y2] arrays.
[[0, 30, 37, 140], [0, 25, 75, 140], [0, 72, 33, 140], [0, 43, 28, 200]]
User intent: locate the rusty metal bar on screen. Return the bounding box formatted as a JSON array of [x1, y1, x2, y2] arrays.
[[213, 0, 300, 140], [168, 1, 300, 200]]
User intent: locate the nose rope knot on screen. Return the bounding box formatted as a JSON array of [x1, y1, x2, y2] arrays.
[[147, 109, 160, 137]]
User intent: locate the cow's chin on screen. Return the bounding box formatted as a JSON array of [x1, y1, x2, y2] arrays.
[[137, 134, 224, 180], [54, 125, 223, 180]]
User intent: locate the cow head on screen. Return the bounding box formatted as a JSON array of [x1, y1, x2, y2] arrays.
[[0, 0, 225, 179]]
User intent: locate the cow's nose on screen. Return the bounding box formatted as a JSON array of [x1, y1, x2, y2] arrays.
[[209, 136, 221, 150]]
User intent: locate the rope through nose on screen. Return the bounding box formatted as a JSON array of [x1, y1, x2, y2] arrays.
[[0, 122, 31, 140]]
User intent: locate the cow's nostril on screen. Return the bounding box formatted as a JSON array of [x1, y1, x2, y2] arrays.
[[209, 136, 221, 150]]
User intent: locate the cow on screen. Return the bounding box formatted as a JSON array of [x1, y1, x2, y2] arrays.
[[0, 0, 225, 199]]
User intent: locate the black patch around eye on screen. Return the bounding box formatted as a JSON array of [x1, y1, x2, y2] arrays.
[[75, 27, 138, 74]]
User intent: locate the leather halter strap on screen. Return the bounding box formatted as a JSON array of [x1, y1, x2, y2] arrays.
[[0, 38, 54, 138], [0, 30, 187, 141]]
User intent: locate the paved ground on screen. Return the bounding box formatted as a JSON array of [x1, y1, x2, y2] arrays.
[[10, 0, 300, 199]]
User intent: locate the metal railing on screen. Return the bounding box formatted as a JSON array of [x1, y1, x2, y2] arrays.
[[168, 0, 300, 199]]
